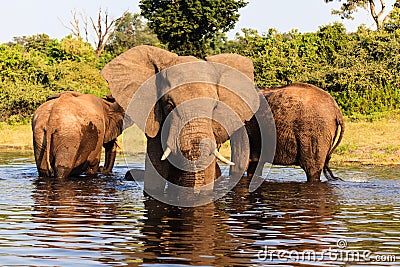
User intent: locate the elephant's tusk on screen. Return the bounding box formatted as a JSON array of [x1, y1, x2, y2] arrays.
[[213, 149, 235, 166], [161, 147, 172, 161]]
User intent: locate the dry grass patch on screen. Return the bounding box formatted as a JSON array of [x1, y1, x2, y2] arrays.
[[332, 116, 400, 165], [0, 123, 33, 150], [1, 114, 400, 166]]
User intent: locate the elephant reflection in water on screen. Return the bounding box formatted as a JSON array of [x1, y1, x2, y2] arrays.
[[229, 177, 339, 253], [131, 198, 256, 266], [127, 180, 338, 265], [30, 176, 144, 264], [32, 176, 120, 224]]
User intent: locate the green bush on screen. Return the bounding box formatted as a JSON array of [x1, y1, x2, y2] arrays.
[[227, 23, 400, 116], [2, 23, 400, 123], [0, 37, 109, 123]]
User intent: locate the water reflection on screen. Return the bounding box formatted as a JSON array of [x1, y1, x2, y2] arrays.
[[0, 154, 399, 266], [127, 179, 338, 266], [227, 178, 340, 264], [30, 174, 145, 266]]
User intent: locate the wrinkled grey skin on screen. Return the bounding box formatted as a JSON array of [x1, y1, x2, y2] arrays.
[[101, 45, 259, 194], [235, 82, 345, 182], [32, 92, 125, 179]]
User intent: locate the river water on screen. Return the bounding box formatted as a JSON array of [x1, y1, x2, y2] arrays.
[[0, 151, 399, 266]]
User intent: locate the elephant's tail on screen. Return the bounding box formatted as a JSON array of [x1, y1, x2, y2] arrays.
[[44, 128, 53, 175], [323, 115, 345, 181]]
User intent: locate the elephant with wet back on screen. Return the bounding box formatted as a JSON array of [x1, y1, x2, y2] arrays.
[[101, 45, 260, 194], [32, 91, 126, 179], [230, 82, 345, 182]]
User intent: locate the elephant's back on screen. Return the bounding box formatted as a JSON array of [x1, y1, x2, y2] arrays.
[[49, 94, 104, 166], [263, 82, 341, 119], [44, 94, 105, 156], [51, 94, 104, 128], [261, 82, 342, 165], [32, 99, 57, 129]]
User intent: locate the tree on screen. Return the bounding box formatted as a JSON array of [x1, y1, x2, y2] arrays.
[[65, 8, 120, 57], [7, 34, 51, 54], [139, 0, 248, 57], [384, 2, 400, 31], [104, 12, 161, 56], [324, 0, 397, 30]]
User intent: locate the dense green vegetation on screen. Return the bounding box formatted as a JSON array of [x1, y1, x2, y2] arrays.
[[0, 14, 160, 124], [1, 9, 400, 123], [0, 35, 109, 123], [224, 23, 400, 116]]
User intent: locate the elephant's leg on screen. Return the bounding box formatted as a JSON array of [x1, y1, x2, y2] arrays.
[[247, 160, 262, 177], [38, 169, 51, 178], [55, 166, 74, 179], [52, 135, 85, 179], [167, 164, 181, 186], [215, 162, 221, 179], [53, 151, 75, 179], [102, 140, 117, 173], [33, 130, 53, 177], [144, 134, 169, 196], [298, 136, 327, 183], [86, 157, 101, 175], [229, 127, 250, 179], [35, 146, 53, 177], [304, 168, 323, 183]]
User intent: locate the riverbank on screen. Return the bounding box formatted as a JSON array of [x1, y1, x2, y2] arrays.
[[0, 123, 32, 150], [1, 115, 399, 166], [331, 114, 400, 166]]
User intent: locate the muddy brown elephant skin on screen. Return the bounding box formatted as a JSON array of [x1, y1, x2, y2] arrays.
[[32, 92, 125, 179], [237, 82, 345, 182], [101, 45, 259, 194]]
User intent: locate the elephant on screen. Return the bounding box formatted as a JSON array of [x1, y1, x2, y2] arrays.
[[101, 45, 260, 196], [231, 82, 345, 182], [32, 91, 126, 179]]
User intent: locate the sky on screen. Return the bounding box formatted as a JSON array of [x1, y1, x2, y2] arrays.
[[0, 0, 395, 44]]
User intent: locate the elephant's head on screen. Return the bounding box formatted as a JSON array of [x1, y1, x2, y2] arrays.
[[101, 94, 126, 144], [101, 45, 259, 190], [100, 94, 128, 173]]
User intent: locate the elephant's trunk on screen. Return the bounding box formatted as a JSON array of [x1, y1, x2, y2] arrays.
[[181, 170, 206, 188], [171, 117, 216, 188], [179, 118, 214, 161]]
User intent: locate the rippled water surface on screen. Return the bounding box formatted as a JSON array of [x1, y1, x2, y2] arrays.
[[0, 151, 399, 266]]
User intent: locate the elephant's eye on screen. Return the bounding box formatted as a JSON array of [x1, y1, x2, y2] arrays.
[[165, 99, 175, 113]]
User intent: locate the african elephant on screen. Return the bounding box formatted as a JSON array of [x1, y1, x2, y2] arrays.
[[231, 82, 344, 182], [101, 45, 260, 195], [32, 91, 126, 179]]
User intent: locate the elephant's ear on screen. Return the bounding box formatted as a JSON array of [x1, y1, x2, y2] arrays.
[[206, 54, 254, 81], [100, 45, 178, 137], [102, 96, 128, 143], [206, 54, 259, 123]]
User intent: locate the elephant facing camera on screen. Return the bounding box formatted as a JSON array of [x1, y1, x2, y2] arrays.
[[101, 45, 272, 205]]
